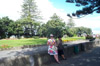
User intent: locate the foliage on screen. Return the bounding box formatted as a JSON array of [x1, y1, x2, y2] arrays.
[[64, 26, 92, 37], [37, 13, 92, 37], [38, 13, 66, 38], [21, 0, 40, 20], [37, 24, 47, 37], [85, 35, 95, 41], [86, 35, 93, 39], [0, 17, 14, 38], [66, 0, 100, 17], [0, 16, 40, 39], [20, 0, 40, 37], [12, 20, 24, 38], [76, 27, 92, 35], [16, 19, 33, 37]]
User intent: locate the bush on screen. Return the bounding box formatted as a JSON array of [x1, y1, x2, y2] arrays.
[[86, 35, 95, 41]]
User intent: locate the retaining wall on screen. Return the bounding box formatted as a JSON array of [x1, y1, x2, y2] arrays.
[[0, 40, 100, 66]]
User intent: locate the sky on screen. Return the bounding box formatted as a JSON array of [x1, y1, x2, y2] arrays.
[[0, 0, 100, 34]]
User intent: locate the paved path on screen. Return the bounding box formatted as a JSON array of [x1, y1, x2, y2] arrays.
[[64, 40, 89, 46], [45, 45, 100, 66]]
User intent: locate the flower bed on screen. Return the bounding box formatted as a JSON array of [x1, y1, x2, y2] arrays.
[[63, 39, 77, 43], [0, 44, 12, 50]]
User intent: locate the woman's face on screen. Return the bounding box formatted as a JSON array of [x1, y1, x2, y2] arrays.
[[59, 38, 61, 40]]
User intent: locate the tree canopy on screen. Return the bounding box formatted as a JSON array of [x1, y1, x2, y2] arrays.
[[46, 13, 65, 38], [20, 0, 40, 37], [38, 13, 66, 38], [21, 0, 39, 21], [0, 17, 14, 38], [66, 0, 100, 17]]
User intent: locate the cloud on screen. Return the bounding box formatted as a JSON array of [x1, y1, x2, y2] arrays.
[[74, 15, 100, 34], [0, 0, 68, 22], [35, 0, 68, 23], [0, 0, 23, 20]]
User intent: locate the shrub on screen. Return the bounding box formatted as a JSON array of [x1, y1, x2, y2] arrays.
[[86, 35, 95, 41], [86, 35, 93, 39]]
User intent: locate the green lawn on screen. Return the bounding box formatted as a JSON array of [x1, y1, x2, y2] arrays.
[[62, 37, 85, 40], [0, 37, 85, 48], [0, 38, 47, 47]]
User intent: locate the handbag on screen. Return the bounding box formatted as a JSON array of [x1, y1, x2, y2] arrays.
[[52, 45, 57, 51]]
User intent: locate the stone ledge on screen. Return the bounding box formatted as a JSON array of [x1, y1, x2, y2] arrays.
[[0, 40, 100, 66]]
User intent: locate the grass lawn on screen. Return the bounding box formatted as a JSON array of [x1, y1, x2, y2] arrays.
[[62, 37, 85, 40], [0, 37, 85, 48]]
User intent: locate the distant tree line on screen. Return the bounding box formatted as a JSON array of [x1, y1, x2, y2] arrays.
[[0, 14, 92, 39], [37, 13, 92, 38]]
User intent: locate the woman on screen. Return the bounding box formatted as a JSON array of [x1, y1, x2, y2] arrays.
[[57, 36, 66, 60], [47, 34, 60, 63]]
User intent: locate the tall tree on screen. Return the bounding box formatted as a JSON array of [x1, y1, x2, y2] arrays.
[[21, 0, 40, 37], [66, 0, 100, 17], [21, 0, 39, 21], [46, 13, 65, 38], [38, 13, 66, 38]]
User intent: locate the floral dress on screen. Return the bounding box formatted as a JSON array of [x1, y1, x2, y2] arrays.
[[47, 39, 58, 55]]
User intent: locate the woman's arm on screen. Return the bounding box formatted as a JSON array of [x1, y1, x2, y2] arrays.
[[47, 41, 50, 45]]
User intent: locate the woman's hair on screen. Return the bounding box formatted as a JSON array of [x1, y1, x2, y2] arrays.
[[58, 36, 62, 38]]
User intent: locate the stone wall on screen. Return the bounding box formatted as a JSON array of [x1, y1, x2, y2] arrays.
[[0, 55, 30, 66], [0, 40, 100, 66]]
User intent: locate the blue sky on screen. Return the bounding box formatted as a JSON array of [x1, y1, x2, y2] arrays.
[[0, 0, 100, 34], [49, 0, 83, 13], [49, 0, 99, 17], [49, 0, 100, 34]]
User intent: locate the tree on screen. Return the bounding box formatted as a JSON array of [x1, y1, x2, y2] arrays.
[[21, 0, 40, 21], [75, 27, 92, 37], [12, 20, 24, 38], [0, 17, 14, 38], [38, 13, 66, 38], [67, 18, 75, 28], [37, 24, 47, 37], [66, 0, 100, 17], [46, 13, 65, 38], [21, 0, 40, 37]]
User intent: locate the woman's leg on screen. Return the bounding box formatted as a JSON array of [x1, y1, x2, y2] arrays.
[[54, 55, 60, 63], [61, 55, 66, 59]]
